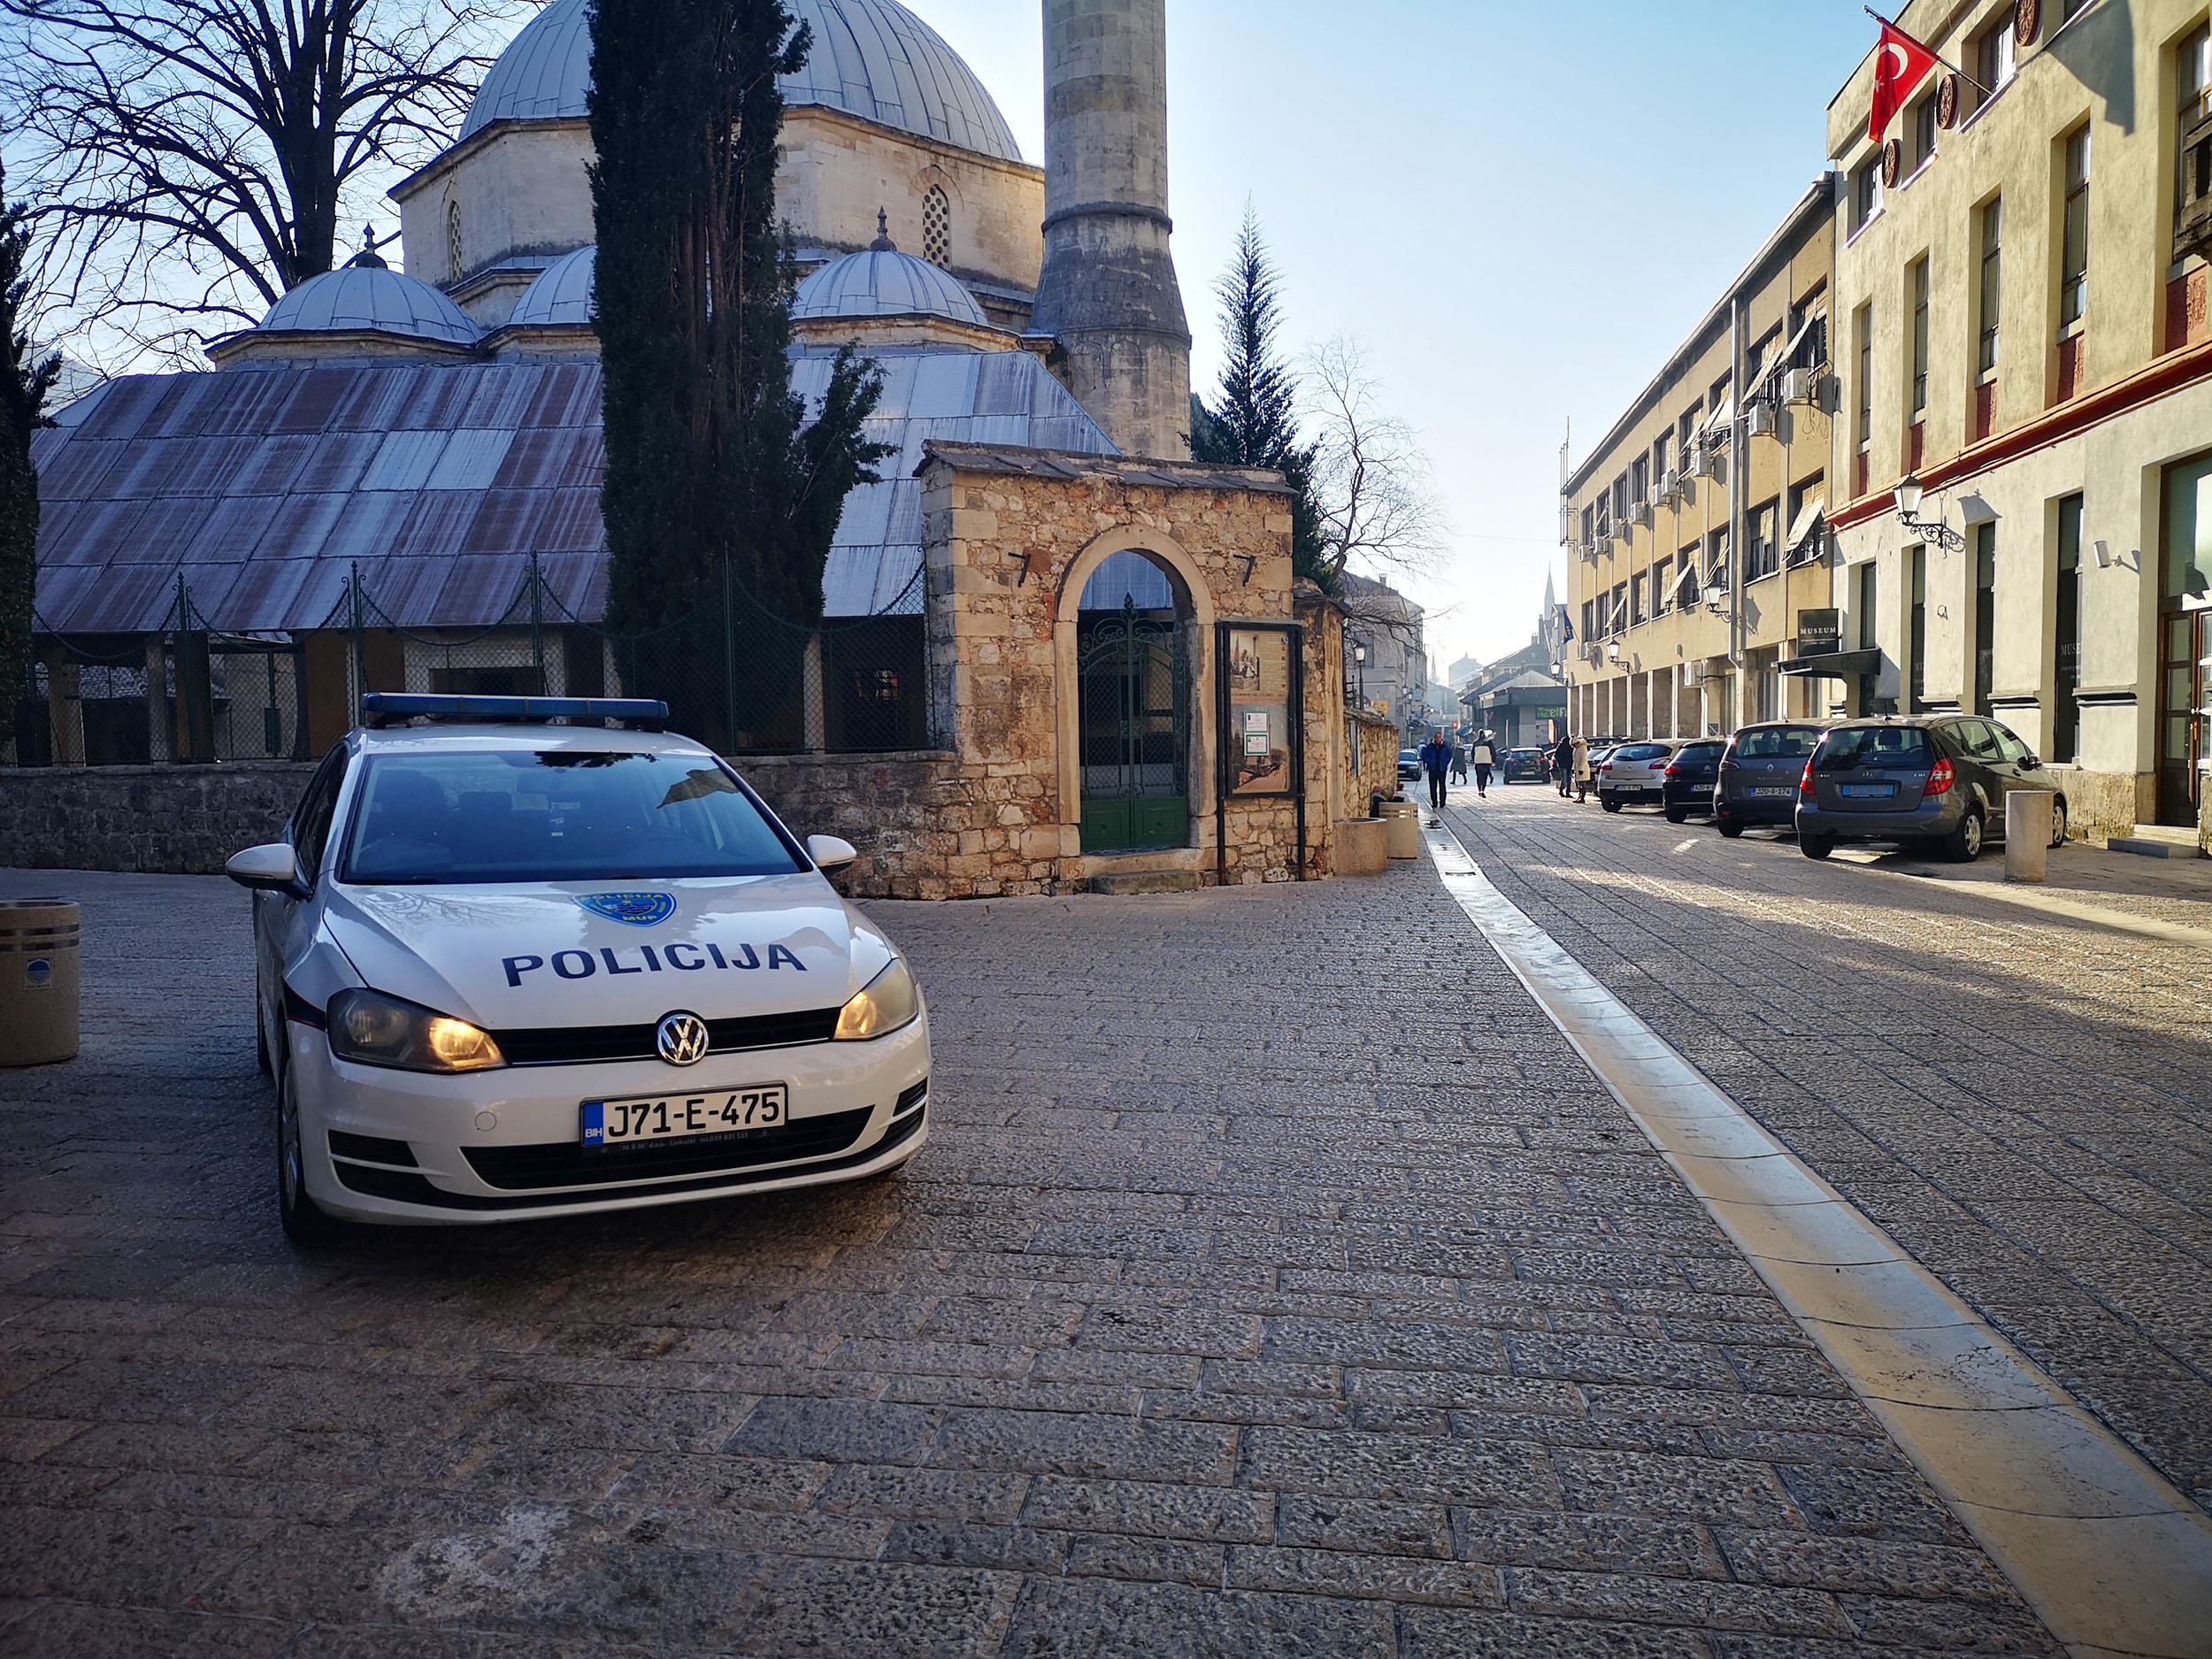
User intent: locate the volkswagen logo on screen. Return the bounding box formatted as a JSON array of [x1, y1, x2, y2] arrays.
[[656, 1011, 710, 1067]]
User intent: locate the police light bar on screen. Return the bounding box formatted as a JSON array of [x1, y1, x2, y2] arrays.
[[358, 694, 671, 730]]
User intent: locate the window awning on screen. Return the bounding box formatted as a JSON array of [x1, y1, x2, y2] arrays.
[[1786, 495, 1828, 557], [1701, 396, 1734, 436], [1780, 647, 1881, 678]]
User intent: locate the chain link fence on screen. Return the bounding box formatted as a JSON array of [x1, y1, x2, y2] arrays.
[[11, 554, 930, 768]]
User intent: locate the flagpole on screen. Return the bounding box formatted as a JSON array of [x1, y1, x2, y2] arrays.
[[1863, 5, 1990, 96]]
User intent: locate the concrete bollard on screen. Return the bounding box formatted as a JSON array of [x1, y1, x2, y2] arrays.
[[2005, 791, 2053, 883], [0, 898, 81, 1066]]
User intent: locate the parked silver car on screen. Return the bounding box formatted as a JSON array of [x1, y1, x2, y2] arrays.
[[1795, 717, 2070, 862], [1596, 741, 1680, 812]]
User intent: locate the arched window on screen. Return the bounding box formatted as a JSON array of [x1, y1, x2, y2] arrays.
[[922, 185, 951, 268], [446, 201, 465, 283]]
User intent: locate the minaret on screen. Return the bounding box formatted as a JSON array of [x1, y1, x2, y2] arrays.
[[1031, 0, 1192, 460]]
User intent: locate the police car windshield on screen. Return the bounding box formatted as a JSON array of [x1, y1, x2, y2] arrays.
[[340, 751, 805, 885]]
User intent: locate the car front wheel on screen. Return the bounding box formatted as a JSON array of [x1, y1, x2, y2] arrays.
[[1800, 833, 1835, 860], [1944, 809, 1985, 863], [276, 1063, 344, 1248]]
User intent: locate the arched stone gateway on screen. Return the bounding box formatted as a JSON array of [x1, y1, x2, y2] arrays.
[[1074, 553, 1193, 852]]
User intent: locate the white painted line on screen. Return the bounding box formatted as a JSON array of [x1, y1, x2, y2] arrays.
[[1423, 820, 2212, 1659]]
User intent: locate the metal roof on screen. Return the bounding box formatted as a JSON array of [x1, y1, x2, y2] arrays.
[[794, 246, 987, 326], [256, 265, 481, 346], [33, 348, 1112, 635], [507, 245, 596, 329], [459, 0, 1023, 162]]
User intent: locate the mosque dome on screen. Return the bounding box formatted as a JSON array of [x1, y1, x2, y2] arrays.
[[793, 234, 988, 326], [254, 264, 480, 346], [508, 244, 596, 328], [459, 0, 1023, 163]]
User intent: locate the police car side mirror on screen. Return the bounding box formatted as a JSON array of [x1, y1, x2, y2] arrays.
[[226, 842, 303, 895], [806, 835, 859, 874]]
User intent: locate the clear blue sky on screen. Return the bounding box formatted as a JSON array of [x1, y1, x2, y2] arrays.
[[919, 0, 1877, 670]]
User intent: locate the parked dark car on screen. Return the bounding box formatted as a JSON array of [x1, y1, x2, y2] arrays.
[[1502, 746, 1551, 784], [1715, 722, 1825, 837], [1398, 748, 1423, 782], [1795, 716, 2070, 862], [1661, 740, 1726, 822]]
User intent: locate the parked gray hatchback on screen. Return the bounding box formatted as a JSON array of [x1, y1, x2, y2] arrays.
[[1795, 716, 2070, 862]]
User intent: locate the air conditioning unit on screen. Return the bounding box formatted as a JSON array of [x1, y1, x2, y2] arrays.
[[1747, 399, 1779, 439], [1782, 368, 1823, 406], [1654, 471, 1678, 507], [1581, 641, 1604, 664], [1687, 437, 1715, 479], [1629, 499, 1653, 529]]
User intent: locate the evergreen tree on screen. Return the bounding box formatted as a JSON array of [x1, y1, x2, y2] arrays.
[[0, 162, 62, 752], [589, 0, 886, 743], [1190, 208, 1325, 586]]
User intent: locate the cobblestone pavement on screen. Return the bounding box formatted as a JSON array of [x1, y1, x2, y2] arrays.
[[1440, 784, 2212, 1517], [0, 865, 2064, 1656]]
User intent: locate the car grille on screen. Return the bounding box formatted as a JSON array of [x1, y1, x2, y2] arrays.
[[462, 1105, 875, 1189], [491, 1007, 843, 1067], [333, 1103, 925, 1211]]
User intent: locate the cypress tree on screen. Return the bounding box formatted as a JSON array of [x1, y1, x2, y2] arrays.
[[0, 162, 61, 755], [1190, 208, 1325, 587], [589, 0, 886, 743]]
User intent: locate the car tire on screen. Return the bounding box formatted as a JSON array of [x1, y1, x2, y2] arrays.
[[1601, 795, 1624, 814], [1717, 820, 1745, 839], [1663, 804, 1689, 825], [2049, 797, 2068, 849], [255, 1002, 273, 1077], [275, 1064, 344, 1248], [1944, 809, 1985, 864], [1800, 833, 1835, 860]]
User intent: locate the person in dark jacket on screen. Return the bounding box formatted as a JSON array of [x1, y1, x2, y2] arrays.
[[1417, 731, 1452, 810], [1552, 733, 1574, 796]]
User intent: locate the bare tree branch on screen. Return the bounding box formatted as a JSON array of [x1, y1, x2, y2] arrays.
[[0, 0, 541, 369], [1304, 334, 1448, 590]]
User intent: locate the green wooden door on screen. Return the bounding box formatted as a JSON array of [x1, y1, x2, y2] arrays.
[[1079, 601, 1190, 853]]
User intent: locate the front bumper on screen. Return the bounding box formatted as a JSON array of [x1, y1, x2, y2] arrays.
[[288, 1013, 931, 1225]]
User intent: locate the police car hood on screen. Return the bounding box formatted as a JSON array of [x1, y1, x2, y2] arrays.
[[321, 876, 891, 1030]]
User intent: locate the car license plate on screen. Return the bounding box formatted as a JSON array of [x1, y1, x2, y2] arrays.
[[1748, 786, 1793, 798], [581, 1085, 787, 1149], [1839, 783, 1895, 799]]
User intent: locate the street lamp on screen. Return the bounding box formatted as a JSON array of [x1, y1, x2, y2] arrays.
[[1893, 475, 1963, 550]]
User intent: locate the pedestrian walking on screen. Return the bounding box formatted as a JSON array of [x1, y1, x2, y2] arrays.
[[1450, 739, 1469, 787], [1467, 731, 1497, 798], [1571, 734, 1594, 803], [1418, 729, 1453, 812], [1552, 733, 1574, 796]]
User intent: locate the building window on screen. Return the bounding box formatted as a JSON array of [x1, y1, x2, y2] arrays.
[[1707, 528, 1730, 590], [1581, 503, 1595, 547], [1855, 560, 1880, 651], [1972, 522, 1997, 716], [1631, 455, 1650, 505], [1610, 582, 1628, 634], [1911, 92, 1939, 172], [1677, 407, 1697, 457], [1745, 500, 1778, 581], [2176, 24, 2212, 263], [1854, 302, 1873, 488], [1613, 475, 1631, 522], [1788, 288, 1831, 371], [1977, 196, 2003, 376], [1971, 15, 2017, 113], [1679, 542, 1704, 606], [1908, 545, 1927, 710], [447, 200, 465, 284], [1653, 432, 1671, 483], [1653, 557, 1671, 616], [2060, 125, 2091, 327], [1909, 255, 1931, 418], [923, 184, 952, 267], [1631, 572, 1646, 628], [2054, 494, 2083, 763], [1852, 157, 1885, 231], [1581, 599, 1596, 642]]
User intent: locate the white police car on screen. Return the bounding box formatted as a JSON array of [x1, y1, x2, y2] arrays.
[[226, 695, 929, 1243]]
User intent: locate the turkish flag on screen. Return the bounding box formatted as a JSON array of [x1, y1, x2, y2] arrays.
[[1869, 20, 1940, 143]]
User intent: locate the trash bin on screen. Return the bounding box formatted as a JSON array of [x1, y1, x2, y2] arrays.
[[0, 898, 81, 1066], [1380, 799, 1422, 860], [2004, 792, 2053, 884]]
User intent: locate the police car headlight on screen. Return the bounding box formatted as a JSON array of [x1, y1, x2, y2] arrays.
[[327, 989, 505, 1073], [833, 958, 920, 1041]]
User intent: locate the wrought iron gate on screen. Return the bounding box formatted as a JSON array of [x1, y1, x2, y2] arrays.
[[1078, 598, 1190, 853]]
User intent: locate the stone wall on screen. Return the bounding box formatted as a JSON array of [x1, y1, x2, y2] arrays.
[[740, 751, 970, 901], [1352, 710, 1401, 812], [0, 763, 312, 874]]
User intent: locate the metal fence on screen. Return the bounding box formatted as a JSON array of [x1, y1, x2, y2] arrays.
[[11, 554, 929, 768]]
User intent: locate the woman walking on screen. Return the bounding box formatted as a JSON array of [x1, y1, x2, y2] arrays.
[[1571, 734, 1594, 803], [1467, 731, 1497, 798]]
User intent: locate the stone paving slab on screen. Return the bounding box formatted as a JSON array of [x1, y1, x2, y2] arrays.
[[1440, 787, 2212, 1517], [0, 865, 2061, 1654]]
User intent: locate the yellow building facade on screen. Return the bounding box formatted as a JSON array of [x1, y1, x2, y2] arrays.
[[1562, 183, 1839, 744], [1824, 0, 2212, 840]]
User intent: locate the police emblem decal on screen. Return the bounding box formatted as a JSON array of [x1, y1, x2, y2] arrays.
[[656, 1011, 710, 1067], [577, 892, 677, 926]]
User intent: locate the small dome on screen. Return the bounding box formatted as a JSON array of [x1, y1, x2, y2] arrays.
[[794, 244, 987, 326], [509, 245, 596, 328], [256, 265, 480, 346], [461, 0, 1021, 162]]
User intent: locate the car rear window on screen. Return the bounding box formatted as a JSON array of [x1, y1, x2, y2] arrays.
[[1676, 743, 1724, 763], [1617, 743, 1669, 761], [1816, 726, 1932, 771], [341, 750, 806, 885], [1735, 726, 1821, 759]]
